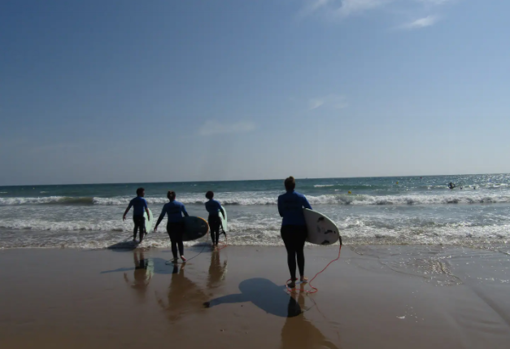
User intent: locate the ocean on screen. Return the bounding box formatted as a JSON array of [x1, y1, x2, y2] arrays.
[[1, 174, 510, 251]]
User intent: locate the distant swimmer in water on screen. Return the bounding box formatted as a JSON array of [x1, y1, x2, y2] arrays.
[[448, 182, 456, 190]]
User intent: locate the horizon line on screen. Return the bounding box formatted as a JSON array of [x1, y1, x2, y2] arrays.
[[1, 172, 508, 188]]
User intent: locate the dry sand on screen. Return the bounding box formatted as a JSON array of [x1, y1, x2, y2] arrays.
[[0, 245, 509, 348]]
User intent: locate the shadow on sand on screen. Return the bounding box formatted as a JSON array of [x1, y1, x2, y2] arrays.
[[204, 277, 302, 317], [204, 278, 340, 348]]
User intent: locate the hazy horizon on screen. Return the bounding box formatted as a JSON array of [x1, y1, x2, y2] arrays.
[[1, 172, 508, 188]]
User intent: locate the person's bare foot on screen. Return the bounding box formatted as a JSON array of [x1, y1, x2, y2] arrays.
[[300, 276, 308, 283], [181, 255, 187, 262], [288, 278, 297, 289]]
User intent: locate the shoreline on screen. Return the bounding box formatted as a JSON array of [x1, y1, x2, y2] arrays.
[[1, 245, 509, 348]]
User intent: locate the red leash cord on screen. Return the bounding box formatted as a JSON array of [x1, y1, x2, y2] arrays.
[[286, 242, 343, 294], [306, 243, 342, 294], [217, 232, 228, 250]]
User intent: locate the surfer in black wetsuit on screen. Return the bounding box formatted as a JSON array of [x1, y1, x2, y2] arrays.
[[205, 191, 226, 249], [278, 176, 312, 289], [154, 191, 189, 263], [448, 182, 456, 190], [123, 188, 150, 243]]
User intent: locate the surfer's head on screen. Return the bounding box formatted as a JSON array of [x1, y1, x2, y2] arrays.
[[167, 191, 176, 201], [284, 176, 295, 191], [136, 188, 145, 197], [206, 191, 214, 199]]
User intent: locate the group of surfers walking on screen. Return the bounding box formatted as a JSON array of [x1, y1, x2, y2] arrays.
[[123, 176, 311, 289]]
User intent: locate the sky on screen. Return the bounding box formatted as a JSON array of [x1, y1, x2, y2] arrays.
[[1, 0, 510, 185]]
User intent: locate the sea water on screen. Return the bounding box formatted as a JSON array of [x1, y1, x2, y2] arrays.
[[1, 174, 510, 250]]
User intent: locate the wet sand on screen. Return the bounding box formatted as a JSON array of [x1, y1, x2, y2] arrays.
[[0, 245, 509, 348]]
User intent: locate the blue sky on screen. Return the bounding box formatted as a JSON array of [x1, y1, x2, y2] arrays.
[[1, 0, 509, 185]]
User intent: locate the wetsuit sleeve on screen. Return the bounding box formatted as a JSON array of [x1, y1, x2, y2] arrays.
[[182, 204, 189, 217], [278, 196, 283, 217], [143, 198, 148, 209], [302, 196, 312, 210]]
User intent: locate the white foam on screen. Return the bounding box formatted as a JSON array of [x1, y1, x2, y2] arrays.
[[342, 224, 510, 246], [2, 213, 510, 249], [0, 219, 127, 232], [2, 191, 510, 207], [0, 196, 94, 205]]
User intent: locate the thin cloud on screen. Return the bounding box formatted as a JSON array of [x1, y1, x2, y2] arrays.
[[336, 0, 394, 17], [299, 0, 395, 19], [297, 0, 332, 19], [308, 98, 326, 110], [199, 120, 256, 136], [417, 0, 455, 5], [308, 94, 348, 111], [298, 0, 459, 26], [400, 15, 439, 29]]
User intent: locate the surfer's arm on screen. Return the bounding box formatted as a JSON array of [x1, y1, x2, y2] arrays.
[[182, 206, 189, 217], [142, 199, 149, 220], [277, 197, 283, 217], [303, 197, 312, 210], [220, 207, 225, 219], [154, 208, 166, 230], [122, 204, 132, 220]]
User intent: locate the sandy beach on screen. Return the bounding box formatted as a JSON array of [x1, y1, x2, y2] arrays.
[[0, 245, 509, 349]]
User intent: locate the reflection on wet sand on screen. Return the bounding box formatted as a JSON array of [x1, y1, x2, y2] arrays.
[[122, 250, 153, 302], [156, 263, 208, 323], [207, 251, 227, 289], [281, 284, 340, 349]]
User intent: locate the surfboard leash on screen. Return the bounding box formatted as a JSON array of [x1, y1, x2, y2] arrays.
[[181, 242, 209, 262], [285, 240, 343, 294], [306, 243, 342, 294]]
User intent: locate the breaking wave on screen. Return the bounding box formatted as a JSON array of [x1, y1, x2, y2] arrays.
[[3, 193, 510, 207]]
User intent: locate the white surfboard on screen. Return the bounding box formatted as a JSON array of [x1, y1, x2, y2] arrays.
[[219, 206, 228, 232], [303, 208, 341, 245], [144, 208, 155, 234]]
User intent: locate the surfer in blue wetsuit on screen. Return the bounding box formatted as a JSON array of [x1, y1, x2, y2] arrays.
[[154, 191, 189, 263], [123, 188, 150, 243], [205, 191, 226, 249], [278, 176, 312, 289]]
